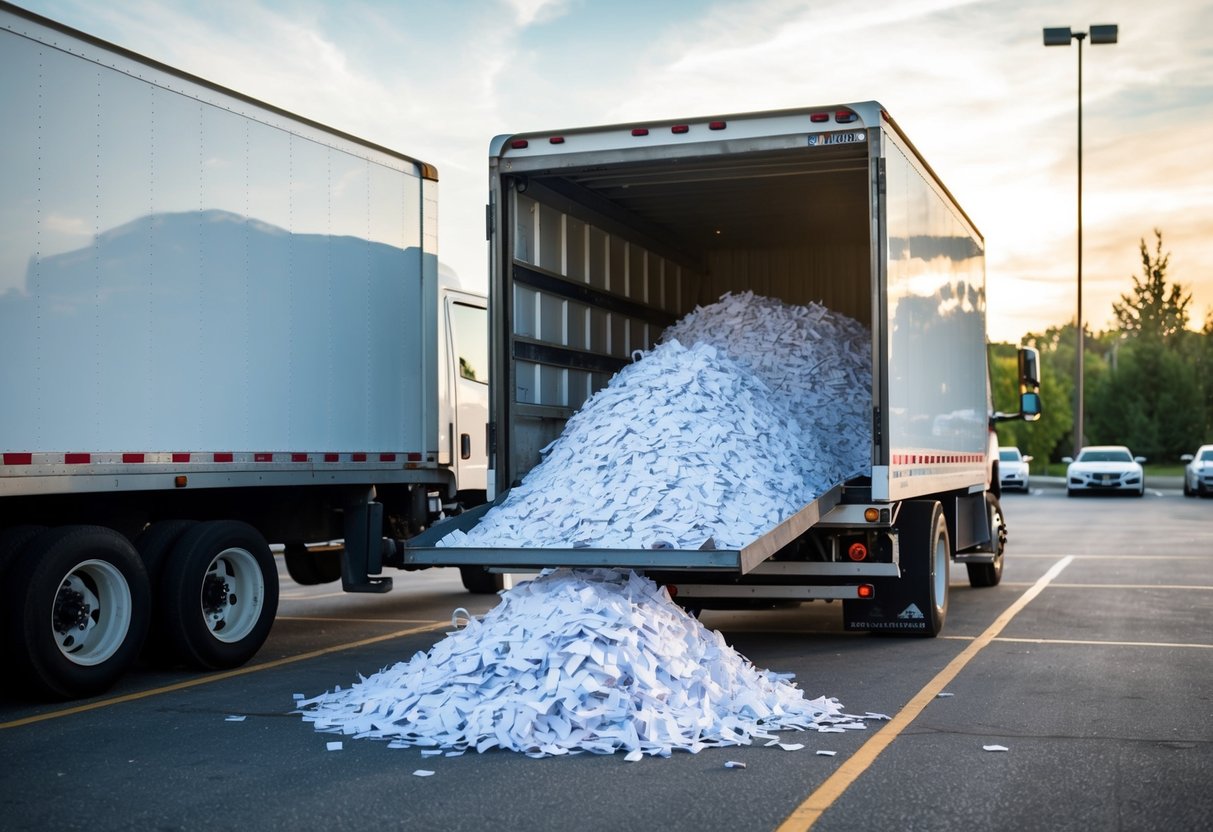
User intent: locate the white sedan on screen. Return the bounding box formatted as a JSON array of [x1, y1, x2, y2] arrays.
[[1181, 445, 1213, 497], [1064, 445, 1146, 497], [998, 446, 1032, 492]]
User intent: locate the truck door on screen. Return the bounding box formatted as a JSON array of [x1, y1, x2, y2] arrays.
[[446, 296, 489, 494]]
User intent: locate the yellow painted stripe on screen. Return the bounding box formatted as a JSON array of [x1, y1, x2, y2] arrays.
[[994, 636, 1213, 650], [775, 555, 1074, 832], [0, 620, 449, 731], [276, 616, 441, 624], [1014, 557, 1203, 562]]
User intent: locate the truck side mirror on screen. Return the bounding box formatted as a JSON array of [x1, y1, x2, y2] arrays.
[[1018, 346, 1042, 422]]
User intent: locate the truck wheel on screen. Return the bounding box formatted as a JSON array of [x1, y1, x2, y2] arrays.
[[2, 526, 150, 700], [966, 494, 1006, 588], [283, 542, 342, 585], [160, 520, 278, 670], [459, 565, 502, 594], [135, 520, 198, 662], [897, 500, 950, 637]]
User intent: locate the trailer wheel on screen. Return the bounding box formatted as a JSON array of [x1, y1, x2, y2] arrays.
[[2, 526, 149, 699], [966, 493, 1006, 588], [896, 500, 950, 637], [283, 542, 342, 585], [134, 520, 198, 662], [459, 565, 503, 595], [160, 520, 278, 670]]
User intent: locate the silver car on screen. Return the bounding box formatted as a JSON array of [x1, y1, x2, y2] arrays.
[[1181, 445, 1213, 497], [998, 446, 1032, 492], [1063, 445, 1146, 497]]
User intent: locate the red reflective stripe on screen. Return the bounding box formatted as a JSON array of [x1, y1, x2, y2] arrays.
[[323, 453, 339, 462], [4, 453, 33, 465], [254, 453, 273, 462], [379, 453, 396, 462], [122, 453, 144, 463], [213, 453, 233, 463], [352, 453, 367, 462], [64, 453, 90, 464], [291, 453, 308, 462], [172, 453, 190, 463], [406, 452, 422, 462]]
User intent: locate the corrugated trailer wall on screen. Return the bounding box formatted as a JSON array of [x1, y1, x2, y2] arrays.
[[509, 192, 698, 412]]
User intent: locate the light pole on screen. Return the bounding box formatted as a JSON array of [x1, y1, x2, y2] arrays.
[[1043, 24, 1117, 456]]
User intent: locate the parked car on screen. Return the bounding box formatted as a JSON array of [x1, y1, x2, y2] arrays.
[[999, 446, 1032, 492], [1181, 445, 1213, 497], [1063, 446, 1146, 497]]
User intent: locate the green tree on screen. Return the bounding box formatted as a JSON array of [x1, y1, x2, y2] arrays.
[[1089, 229, 1206, 460], [1111, 229, 1191, 341]]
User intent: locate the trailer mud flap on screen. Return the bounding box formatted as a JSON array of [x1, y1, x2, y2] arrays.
[[841, 500, 947, 636], [841, 582, 933, 634]]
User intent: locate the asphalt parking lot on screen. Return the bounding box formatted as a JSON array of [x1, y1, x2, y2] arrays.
[[1, 482, 1209, 831]]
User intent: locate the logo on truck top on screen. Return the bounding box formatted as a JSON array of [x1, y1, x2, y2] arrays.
[[808, 131, 866, 147]]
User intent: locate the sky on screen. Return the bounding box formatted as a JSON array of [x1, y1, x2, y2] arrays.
[[10, 0, 1213, 343]]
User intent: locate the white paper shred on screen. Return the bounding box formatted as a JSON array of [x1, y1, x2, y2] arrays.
[[777, 743, 805, 752], [326, 741, 343, 752], [816, 750, 837, 757], [224, 715, 246, 722], [724, 761, 747, 769], [413, 770, 436, 777], [983, 745, 1009, 752], [936, 692, 955, 698], [297, 568, 866, 759], [438, 292, 871, 552]]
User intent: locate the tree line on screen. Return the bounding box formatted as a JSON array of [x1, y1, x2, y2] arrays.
[[991, 229, 1212, 469]]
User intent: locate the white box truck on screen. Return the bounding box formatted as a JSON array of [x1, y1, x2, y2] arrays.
[[402, 102, 1041, 634], [0, 2, 488, 699]]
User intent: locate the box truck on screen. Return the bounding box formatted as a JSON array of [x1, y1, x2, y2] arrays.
[[400, 102, 1041, 634], [0, 2, 487, 698]]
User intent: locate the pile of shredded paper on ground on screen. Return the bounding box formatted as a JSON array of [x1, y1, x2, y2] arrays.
[[297, 569, 874, 759], [439, 292, 871, 551]]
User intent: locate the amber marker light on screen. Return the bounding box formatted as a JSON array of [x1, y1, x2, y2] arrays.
[[864, 507, 880, 522]]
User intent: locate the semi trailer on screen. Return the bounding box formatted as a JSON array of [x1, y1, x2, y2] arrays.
[[0, 2, 487, 699]]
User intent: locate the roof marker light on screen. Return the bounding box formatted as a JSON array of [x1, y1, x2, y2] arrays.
[[549, 136, 565, 144], [810, 113, 830, 123], [510, 139, 529, 149], [835, 110, 857, 123], [671, 124, 689, 134], [632, 128, 649, 136], [708, 121, 726, 130]]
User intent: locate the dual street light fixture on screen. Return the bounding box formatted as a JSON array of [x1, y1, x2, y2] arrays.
[[1043, 23, 1117, 457]]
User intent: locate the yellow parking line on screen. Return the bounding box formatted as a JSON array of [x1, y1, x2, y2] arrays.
[[994, 636, 1213, 650], [775, 555, 1074, 832], [1014, 554, 1209, 560], [276, 615, 442, 624], [0, 620, 449, 731]]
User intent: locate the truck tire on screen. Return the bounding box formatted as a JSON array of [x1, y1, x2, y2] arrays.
[[896, 500, 950, 637], [159, 520, 278, 670], [966, 493, 1006, 588], [459, 565, 503, 595], [2, 526, 150, 700], [134, 520, 198, 662], [283, 542, 342, 585]]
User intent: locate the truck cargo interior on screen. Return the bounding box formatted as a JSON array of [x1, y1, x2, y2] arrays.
[[502, 141, 875, 484]]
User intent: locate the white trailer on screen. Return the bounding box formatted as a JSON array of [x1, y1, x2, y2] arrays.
[[0, 3, 487, 699], [402, 102, 1041, 635]]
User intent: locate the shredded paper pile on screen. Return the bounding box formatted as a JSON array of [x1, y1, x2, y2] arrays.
[[440, 292, 871, 551], [298, 569, 870, 758], [299, 293, 876, 758]]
